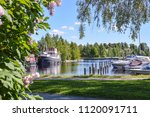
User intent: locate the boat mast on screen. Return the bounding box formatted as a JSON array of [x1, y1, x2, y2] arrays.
[[139, 31, 141, 55]]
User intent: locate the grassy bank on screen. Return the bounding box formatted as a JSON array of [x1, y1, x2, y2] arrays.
[[39, 74, 150, 79], [30, 79, 150, 100]]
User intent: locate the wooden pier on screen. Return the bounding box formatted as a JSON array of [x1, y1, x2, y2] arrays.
[[83, 60, 112, 75]]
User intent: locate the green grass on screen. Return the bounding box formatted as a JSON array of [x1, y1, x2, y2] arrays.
[[30, 79, 150, 100]]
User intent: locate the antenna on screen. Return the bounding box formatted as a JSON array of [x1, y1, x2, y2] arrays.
[[139, 31, 141, 46], [139, 31, 141, 55]]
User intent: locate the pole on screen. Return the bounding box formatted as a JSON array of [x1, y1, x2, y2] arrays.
[[139, 31, 141, 55]]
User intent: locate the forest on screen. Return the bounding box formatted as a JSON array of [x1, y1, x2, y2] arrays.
[[38, 33, 150, 61]]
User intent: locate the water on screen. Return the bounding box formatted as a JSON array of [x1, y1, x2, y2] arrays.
[[28, 59, 128, 76]]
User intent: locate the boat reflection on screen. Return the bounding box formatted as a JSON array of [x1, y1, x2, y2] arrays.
[[38, 64, 61, 75]]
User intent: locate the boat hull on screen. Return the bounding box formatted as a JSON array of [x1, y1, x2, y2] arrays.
[[38, 56, 61, 67], [128, 69, 150, 75]]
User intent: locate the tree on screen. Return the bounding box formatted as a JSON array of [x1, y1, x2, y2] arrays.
[[138, 43, 150, 55], [0, 0, 61, 100], [99, 44, 107, 57], [77, 0, 150, 40], [130, 44, 138, 55], [90, 46, 99, 57], [70, 42, 80, 60]]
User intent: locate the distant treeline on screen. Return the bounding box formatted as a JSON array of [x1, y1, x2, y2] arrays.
[[38, 33, 150, 61], [38, 34, 80, 61]]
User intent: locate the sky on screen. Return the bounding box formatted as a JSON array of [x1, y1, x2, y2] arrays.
[[32, 0, 150, 46]]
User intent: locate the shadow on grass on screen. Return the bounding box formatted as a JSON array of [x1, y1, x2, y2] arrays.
[[30, 80, 150, 100]]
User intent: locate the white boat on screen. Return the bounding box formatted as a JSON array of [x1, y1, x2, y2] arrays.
[[112, 60, 130, 70], [112, 55, 135, 70], [38, 48, 61, 67], [127, 63, 150, 74], [125, 56, 150, 71]]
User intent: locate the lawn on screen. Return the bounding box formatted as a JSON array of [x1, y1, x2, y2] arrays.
[[30, 79, 150, 100]]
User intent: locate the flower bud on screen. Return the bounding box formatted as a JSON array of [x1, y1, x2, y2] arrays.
[[32, 72, 40, 78], [23, 78, 30, 86], [49, 1, 56, 9], [56, 0, 62, 6]]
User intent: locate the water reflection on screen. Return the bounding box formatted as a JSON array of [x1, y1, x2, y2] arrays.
[[27, 60, 128, 76], [54, 62, 78, 75], [38, 65, 61, 75]]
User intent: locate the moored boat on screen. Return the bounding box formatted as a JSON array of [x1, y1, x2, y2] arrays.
[[125, 56, 150, 71], [112, 60, 129, 70], [38, 48, 61, 67], [127, 63, 150, 74], [111, 55, 135, 70]]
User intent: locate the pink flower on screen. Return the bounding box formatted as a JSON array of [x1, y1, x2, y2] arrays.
[[35, 72, 40, 77], [23, 75, 34, 87], [56, 0, 62, 6], [49, 1, 56, 9], [23, 76, 31, 86], [27, 75, 33, 81], [32, 72, 40, 78], [0, 5, 4, 17]]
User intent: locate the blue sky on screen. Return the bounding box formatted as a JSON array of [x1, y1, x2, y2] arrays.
[[32, 0, 150, 46]]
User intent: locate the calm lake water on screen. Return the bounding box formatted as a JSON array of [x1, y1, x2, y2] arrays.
[[28, 59, 128, 76]]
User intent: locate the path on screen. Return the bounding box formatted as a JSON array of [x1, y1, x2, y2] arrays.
[[33, 93, 104, 100]]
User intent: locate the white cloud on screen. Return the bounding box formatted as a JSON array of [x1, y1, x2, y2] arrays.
[[61, 26, 74, 31], [61, 26, 68, 29], [68, 27, 74, 31], [51, 29, 65, 36], [70, 36, 78, 39], [74, 22, 81, 25]]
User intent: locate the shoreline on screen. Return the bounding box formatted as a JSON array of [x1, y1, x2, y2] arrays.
[[35, 77, 150, 81]]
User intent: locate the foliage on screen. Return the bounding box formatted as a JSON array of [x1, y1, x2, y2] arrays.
[[0, 0, 54, 100], [38, 34, 81, 61], [77, 0, 150, 40], [79, 42, 150, 58], [39, 33, 150, 60]]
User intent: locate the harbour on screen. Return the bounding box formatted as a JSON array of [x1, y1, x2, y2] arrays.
[[26, 60, 133, 76], [26, 55, 150, 76]]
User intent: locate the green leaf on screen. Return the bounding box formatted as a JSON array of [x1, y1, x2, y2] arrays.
[[4, 62, 15, 70], [33, 95, 43, 100], [9, 0, 13, 5], [4, 9, 12, 22], [0, 0, 5, 5], [12, 77, 23, 86], [16, 48, 21, 59], [1, 80, 13, 89], [18, 0, 30, 7], [12, 71, 22, 78], [44, 17, 49, 21]]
